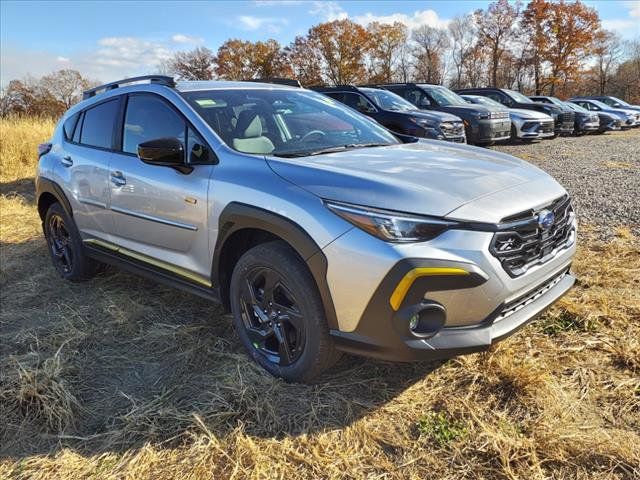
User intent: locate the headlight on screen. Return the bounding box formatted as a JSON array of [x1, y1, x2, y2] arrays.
[[476, 112, 491, 120], [324, 201, 457, 242], [409, 117, 439, 129]]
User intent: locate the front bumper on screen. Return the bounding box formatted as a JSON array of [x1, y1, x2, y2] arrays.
[[332, 269, 575, 361], [514, 119, 555, 139], [324, 212, 577, 362], [576, 119, 600, 133], [469, 118, 511, 144]]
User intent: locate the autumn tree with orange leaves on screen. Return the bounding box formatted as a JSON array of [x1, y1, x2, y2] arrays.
[[366, 22, 408, 83], [215, 39, 291, 80]]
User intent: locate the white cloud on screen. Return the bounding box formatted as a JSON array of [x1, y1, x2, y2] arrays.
[[237, 15, 287, 33], [630, 2, 640, 18], [354, 9, 449, 30], [171, 34, 203, 44], [56, 56, 71, 63], [309, 1, 348, 22]]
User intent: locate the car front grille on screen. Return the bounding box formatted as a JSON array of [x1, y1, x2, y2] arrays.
[[559, 112, 575, 123], [540, 121, 554, 133], [441, 121, 465, 138], [490, 195, 575, 277]]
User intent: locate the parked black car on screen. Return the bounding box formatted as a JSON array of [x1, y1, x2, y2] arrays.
[[312, 86, 466, 142], [369, 83, 511, 145], [530, 96, 599, 135], [562, 101, 620, 134], [455, 87, 575, 136]]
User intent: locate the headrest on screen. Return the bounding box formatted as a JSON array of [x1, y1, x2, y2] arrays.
[[235, 110, 263, 138]]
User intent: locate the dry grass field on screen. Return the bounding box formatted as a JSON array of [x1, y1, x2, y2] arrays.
[[0, 117, 639, 479]]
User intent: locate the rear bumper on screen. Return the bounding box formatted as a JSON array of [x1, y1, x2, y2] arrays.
[[332, 269, 575, 361]]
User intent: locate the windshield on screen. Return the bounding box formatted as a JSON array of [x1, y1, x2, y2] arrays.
[[421, 86, 468, 106], [589, 99, 614, 110], [607, 96, 630, 107], [463, 95, 505, 109], [565, 102, 588, 113], [505, 89, 534, 104], [183, 89, 399, 157], [360, 88, 416, 112]]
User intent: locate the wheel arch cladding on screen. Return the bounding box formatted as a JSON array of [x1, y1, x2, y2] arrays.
[[36, 177, 73, 220], [213, 202, 339, 329]]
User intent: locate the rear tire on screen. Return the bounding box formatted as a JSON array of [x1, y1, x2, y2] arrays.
[[230, 241, 341, 382], [44, 203, 103, 281]]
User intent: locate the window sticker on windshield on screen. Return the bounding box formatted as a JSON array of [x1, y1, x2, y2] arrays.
[[195, 98, 224, 108]]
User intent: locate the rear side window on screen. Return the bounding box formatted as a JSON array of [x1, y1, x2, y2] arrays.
[[123, 95, 186, 155], [63, 113, 80, 141], [80, 99, 119, 149]]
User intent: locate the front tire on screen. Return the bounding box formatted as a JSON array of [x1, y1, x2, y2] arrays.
[[230, 241, 340, 382], [44, 202, 103, 281]]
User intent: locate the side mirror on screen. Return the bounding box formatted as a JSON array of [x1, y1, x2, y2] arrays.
[[612, 102, 621, 107], [138, 137, 190, 172]]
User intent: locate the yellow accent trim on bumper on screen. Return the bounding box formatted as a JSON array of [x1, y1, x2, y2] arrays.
[[389, 267, 469, 311], [84, 238, 213, 288]]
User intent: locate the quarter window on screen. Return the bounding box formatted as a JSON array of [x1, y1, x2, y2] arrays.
[[63, 113, 80, 141], [123, 95, 186, 155], [80, 99, 119, 149]]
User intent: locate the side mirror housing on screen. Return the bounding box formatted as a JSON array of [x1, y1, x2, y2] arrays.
[[138, 137, 191, 173]]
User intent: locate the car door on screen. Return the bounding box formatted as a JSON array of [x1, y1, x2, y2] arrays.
[[107, 92, 215, 281], [57, 98, 120, 239]]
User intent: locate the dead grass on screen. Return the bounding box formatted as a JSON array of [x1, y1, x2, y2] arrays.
[[1, 117, 639, 479], [0, 116, 56, 183]]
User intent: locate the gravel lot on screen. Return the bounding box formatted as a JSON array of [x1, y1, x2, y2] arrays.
[[492, 128, 640, 234]]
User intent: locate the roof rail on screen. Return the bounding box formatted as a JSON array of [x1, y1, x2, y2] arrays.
[[242, 78, 302, 88], [82, 75, 176, 100], [367, 82, 418, 87], [310, 85, 360, 92]]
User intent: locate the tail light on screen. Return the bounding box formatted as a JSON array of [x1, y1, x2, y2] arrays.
[[38, 143, 52, 157]]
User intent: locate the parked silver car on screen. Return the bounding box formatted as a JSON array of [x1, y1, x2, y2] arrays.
[[36, 77, 577, 382], [461, 94, 555, 141]]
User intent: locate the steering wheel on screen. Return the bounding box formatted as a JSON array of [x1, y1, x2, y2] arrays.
[[299, 130, 327, 143]]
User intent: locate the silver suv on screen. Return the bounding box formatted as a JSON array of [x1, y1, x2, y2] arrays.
[[36, 76, 577, 382]]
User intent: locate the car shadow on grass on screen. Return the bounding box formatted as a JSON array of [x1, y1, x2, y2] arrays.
[[0, 232, 446, 460]]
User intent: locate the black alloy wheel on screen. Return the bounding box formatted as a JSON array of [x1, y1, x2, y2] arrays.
[[47, 212, 74, 275], [239, 267, 306, 366]]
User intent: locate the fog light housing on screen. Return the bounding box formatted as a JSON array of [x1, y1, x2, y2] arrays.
[[408, 303, 446, 338]]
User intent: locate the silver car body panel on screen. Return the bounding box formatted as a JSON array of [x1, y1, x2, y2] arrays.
[[38, 80, 577, 360]]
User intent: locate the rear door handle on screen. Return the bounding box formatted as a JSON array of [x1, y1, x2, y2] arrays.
[[110, 171, 126, 187], [60, 155, 73, 167]]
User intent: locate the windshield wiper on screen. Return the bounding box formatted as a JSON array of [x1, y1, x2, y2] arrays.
[[272, 143, 390, 158]]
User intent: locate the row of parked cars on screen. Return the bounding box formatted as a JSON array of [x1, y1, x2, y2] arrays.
[[307, 83, 640, 146]]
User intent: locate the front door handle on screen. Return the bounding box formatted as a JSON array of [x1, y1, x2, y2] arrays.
[[60, 155, 73, 167], [110, 171, 126, 187]]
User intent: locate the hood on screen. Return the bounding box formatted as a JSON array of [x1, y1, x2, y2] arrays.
[[266, 141, 560, 221], [408, 109, 462, 123], [509, 108, 553, 120]]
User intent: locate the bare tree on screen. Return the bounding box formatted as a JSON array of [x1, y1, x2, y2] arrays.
[[594, 30, 623, 94], [447, 15, 476, 88], [40, 69, 89, 109], [167, 47, 216, 80], [412, 25, 450, 84], [474, 0, 520, 87]]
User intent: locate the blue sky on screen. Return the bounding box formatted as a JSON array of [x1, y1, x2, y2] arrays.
[[2, 0, 639, 85]]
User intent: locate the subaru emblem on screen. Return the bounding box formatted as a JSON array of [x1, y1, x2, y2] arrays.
[[537, 209, 555, 230]]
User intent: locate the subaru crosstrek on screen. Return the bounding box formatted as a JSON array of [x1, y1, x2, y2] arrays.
[[36, 76, 577, 382]]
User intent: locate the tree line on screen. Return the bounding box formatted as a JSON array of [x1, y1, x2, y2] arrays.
[[2, 0, 639, 117]]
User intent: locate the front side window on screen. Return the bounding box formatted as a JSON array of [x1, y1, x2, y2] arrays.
[[361, 88, 415, 112], [123, 95, 186, 154], [80, 99, 119, 149], [183, 89, 399, 157]]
